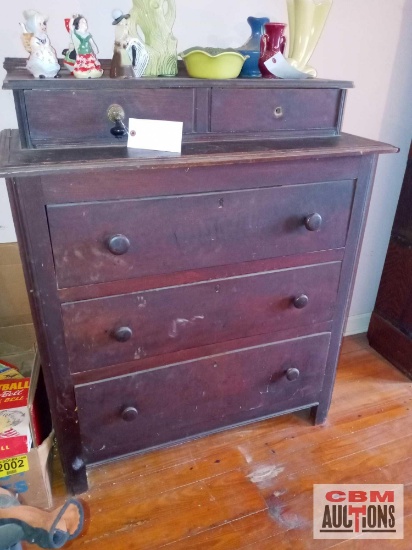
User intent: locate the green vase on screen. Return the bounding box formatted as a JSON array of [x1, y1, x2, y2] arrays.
[[287, 0, 333, 77], [129, 0, 178, 77]]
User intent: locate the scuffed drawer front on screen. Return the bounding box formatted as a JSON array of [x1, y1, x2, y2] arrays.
[[62, 262, 341, 372], [24, 89, 195, 146], [75, 332, 331, 462], [48, 181, 353, 288], [211, 88, 341, 134]]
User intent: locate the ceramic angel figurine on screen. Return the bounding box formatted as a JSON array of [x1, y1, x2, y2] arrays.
[[110, 9, 149, 78], [71, 15, 103, 79], [20, 10, 60, 78]]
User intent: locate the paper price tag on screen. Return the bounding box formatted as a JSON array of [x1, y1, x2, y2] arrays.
[[0, 455, 29, 477], [127, 118, 183, 153]]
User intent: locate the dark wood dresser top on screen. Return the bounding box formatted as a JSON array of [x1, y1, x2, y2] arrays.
[[0, 129, 397, 178]]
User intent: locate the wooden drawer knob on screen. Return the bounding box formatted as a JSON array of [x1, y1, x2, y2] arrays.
[[304, 213, 322, 231], [286, 368, 300, 381], [273, 106, 283, 119], [107, 234, 130, 255], [112, 326, 133, 342], [121, 406, 139, 421], [293, 294, 309, 309]]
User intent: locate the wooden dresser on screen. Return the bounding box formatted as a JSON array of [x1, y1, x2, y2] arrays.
[[0, 59, 396, 493], [368, 142, 412, 374]]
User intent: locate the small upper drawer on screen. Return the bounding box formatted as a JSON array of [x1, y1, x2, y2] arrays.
[[47, 181, 354, 288], [211, 88, 342, 135], [62, 262, 341, 372], [24, 89, 195, 147], [75, 332, 331, 462], [3, 62, 352, 148]]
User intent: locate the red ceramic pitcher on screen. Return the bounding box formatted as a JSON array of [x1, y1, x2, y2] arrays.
[[258, 22, 287, 78]]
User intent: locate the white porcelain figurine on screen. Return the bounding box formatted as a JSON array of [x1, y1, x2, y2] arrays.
[[20, 10, 60, 78], [70, 15, 103, 79]]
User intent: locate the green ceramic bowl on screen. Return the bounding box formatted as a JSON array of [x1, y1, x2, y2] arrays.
[[180, 47, 249, 79]]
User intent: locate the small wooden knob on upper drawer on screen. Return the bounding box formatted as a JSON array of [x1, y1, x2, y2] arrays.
[[304, 213, 323, 231], [121, 406, 139, 421], [293, 294, 309, 309], [286, 368, 300, 381], [112, 326, 133, 342], [273, 106, 283, 119], [107, 234, 130, 255]]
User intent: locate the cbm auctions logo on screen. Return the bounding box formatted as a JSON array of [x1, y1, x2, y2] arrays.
[[313, 485, 403, 539]]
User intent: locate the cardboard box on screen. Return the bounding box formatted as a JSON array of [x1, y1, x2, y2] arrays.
[[0, 431, 54, 508], [0, 354, 54, 508]]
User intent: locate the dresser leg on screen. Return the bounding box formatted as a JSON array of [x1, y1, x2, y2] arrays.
[[311, 404, 328, 425], [65, 462, 88, 496]]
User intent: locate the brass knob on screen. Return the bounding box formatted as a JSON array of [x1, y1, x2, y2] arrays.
[[293, 294, 309, 309], [121, 406, 139, 421], [304, 213, 322, 232], [286, 368, 300, 381], [112, 326, 133, 342], [107, 234, 130, 255], [273, 106, 283, 119], [107, 104, 125, 123]]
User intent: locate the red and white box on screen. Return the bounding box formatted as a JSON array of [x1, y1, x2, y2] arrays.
[[0, 363, 32, 459], [0, 406, 31, 458]]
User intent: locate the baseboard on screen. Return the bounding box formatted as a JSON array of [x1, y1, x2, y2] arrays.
[[344, 313, 371, 336]]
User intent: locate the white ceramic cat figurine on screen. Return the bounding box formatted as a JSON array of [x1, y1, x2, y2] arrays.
[[21, 10, 60, 78]]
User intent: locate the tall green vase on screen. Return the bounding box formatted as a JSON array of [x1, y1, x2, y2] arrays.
[[129, 0, 178, 76]]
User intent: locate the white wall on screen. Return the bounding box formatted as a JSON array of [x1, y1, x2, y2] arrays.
[[311, 0, 412, 332], [0, 0, 411, 331]]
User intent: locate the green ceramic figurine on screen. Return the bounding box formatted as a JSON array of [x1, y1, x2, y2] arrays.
[[70, 15, 103, 79]]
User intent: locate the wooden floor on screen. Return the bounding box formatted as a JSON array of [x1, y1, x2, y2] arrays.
[[43, 335, 412, 549]]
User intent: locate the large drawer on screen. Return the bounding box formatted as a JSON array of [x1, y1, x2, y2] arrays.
[[48, 181, 353, 288], [62, 262, 341, 372], [75, 332, 331, 462], [211, 88, 342, 134], [24, 89, 195, 147]]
